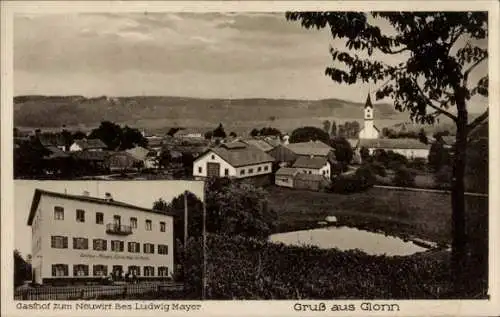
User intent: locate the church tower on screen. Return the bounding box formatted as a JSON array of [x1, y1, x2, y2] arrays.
[[358, 93, 379, 139]]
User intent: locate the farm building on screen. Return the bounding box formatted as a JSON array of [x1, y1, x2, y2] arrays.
[[275, 167, 299, 188], [285, 140, 333, 157], [107, 152, 137, 172], [292, 156, 331, 178], [126, 146, 157, 169], [192, 141, 274, 181], [69, 139, 107, 152], [267, 144, 298, 167], [358, 138, 431, 160], [293, 173, 329, 191]]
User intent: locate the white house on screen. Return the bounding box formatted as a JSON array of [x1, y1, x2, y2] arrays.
[[27, 189, 174, 285], [358, 138, 431, 160], [292, 156, 331, 178], [192, 141, 274, 179], [358, 94, 380, 139], [69, 139, 107, 152]]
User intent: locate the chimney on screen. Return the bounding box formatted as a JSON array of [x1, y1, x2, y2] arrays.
[[82, 191, 90, 197], [104, 192, 113, 201]]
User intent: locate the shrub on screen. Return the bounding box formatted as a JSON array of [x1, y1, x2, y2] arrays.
[[367, 162, 387, 177], [393, 167, 416, 187], [434, 165, 452, 189], [407, 158, 427, 171], [328, 166, 374, 194]]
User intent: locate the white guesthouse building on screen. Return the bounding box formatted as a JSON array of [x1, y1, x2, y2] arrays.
[[193, 141, 274, 179], [27, 189, 174, 285]]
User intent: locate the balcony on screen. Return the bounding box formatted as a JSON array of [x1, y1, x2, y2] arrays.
[[106, 223, 133, 235]]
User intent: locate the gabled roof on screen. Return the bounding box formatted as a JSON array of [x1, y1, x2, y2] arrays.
[[286, 141, 333, 157], [125, 146, 154, 161], [200, 141, 275, 167], [292, 156, 329, 169], [73, 138, 107, 150], [44, 146, 69, 159], [242, 139, 275, 152], [27, 189, 175, 225], [276, 167, 299, 177], [267, 144, 298, 162], [359, 138, 430, 150]]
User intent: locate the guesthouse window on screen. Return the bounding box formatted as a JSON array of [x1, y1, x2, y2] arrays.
[[198, 167, 202, 174], [128, 242, 140, 253], [51, 264, 69, 277], [248, 168, 254, 174], [158, 244, 168, 255], [224, 168, 229, 176], [128, 265, 140, 276], [54, 206, 64, 220], [96, 212, 104, 224], [258, 167, 262, 172], [145, 220, 152, 231], [211, 155, 215, 160], [51, 236, 68, 249], [111, 240, 124, 252], [130, 217, 137, 229], [93, 239, 107, 251], [73, 237, 89, 250], [73, 264, 89, 277], [264, 166, 269, 171], [76, 209, 85, 222], [160, 222, 166, 232], [144, 266, 155, 277], [158, 266, 169, 277], [240, 170, 245, 175], [144, 243, 155, 254], [93, 265, 108, 277]]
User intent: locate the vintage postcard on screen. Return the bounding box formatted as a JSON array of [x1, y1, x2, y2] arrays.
[[1, 1, 499, 316]]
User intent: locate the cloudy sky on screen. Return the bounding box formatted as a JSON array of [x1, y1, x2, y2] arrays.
[[14, 12, 488, 110]]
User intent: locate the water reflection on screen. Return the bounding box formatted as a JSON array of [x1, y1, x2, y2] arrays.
[[269, 226, 429, 256]]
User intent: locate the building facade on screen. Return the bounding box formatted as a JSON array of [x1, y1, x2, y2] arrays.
[[28, 189, 174, 285], [193, 142, 274, 180], [292, 156, 331, 178]]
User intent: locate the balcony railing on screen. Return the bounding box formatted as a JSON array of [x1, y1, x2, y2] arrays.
[[106, 223, 133, 235]]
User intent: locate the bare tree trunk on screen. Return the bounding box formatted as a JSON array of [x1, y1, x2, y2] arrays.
[[451, 96, 468, 294]]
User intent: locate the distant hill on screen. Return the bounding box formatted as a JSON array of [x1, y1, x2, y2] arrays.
[[13, 95, 461, 135]]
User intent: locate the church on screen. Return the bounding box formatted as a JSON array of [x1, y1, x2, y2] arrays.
[[358, 94, 380, 139], [355, 94, 431, 160]]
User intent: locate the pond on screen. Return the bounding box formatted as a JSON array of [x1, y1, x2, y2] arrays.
[[269, 226, 430, 256]]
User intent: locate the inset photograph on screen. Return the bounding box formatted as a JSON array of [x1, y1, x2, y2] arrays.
[[14, 180, 204, 300]]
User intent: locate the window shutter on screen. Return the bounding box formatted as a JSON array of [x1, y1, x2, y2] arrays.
[[120, 241, 124, 252], [63, 237, 68, 248], [52, 265, 56, 277], [73, 238, 76, 249]]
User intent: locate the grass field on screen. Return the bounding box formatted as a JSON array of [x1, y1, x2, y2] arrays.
[[267, 186, 488, 244]]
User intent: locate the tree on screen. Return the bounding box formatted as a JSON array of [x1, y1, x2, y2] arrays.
[[418, 128, 429, 144], [212, 123, 227, 138], [290, 126, 330, 144], [72, 131, 87, 141], [120, 125, 148, 150], [428, 141, 451, 171], [331, 137, 354, 168], [250, 128, 259, 137], [286, 12, 488, 288], [88, 121, 123, 150], [229, 132, 237, 138], [205, 177, 277, 239], [14, 250, 30, 288], [322, 120, 331, 135], [204, 131, 213, 140], [331, 120, 337, 137], [393, 166, 416, 187], [360, 146, 370, 163]]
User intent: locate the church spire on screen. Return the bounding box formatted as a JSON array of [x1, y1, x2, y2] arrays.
[[365, 93, 373, 109]]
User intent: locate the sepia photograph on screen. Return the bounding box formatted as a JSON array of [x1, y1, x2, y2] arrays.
[[2, 1, 498, 316], [13, 180, 204, 300]]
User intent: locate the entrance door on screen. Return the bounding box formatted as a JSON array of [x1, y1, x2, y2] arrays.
[[207, 162, 220, 177]]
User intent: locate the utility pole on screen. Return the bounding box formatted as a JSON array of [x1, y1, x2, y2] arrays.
[[202, 189, 207, 300], [184, 191, 188, 247]]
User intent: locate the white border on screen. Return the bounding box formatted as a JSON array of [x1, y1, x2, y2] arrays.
[[2, 1, 499, 316]]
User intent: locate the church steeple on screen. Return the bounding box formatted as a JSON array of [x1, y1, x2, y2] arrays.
[[365, 93, 373, 109]]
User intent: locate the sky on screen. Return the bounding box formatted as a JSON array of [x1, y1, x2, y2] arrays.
[[13, 12, 488, 112], [14, 180, 204, 257]]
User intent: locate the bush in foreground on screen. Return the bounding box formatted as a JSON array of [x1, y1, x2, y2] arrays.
[[183, 234, 487, 300]]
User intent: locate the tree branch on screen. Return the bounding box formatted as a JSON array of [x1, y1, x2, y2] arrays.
[[467, 108, 488, 131], [413, 80, 458, 122], [380, 46, 408, 55], [463, 55, 488, 88]]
